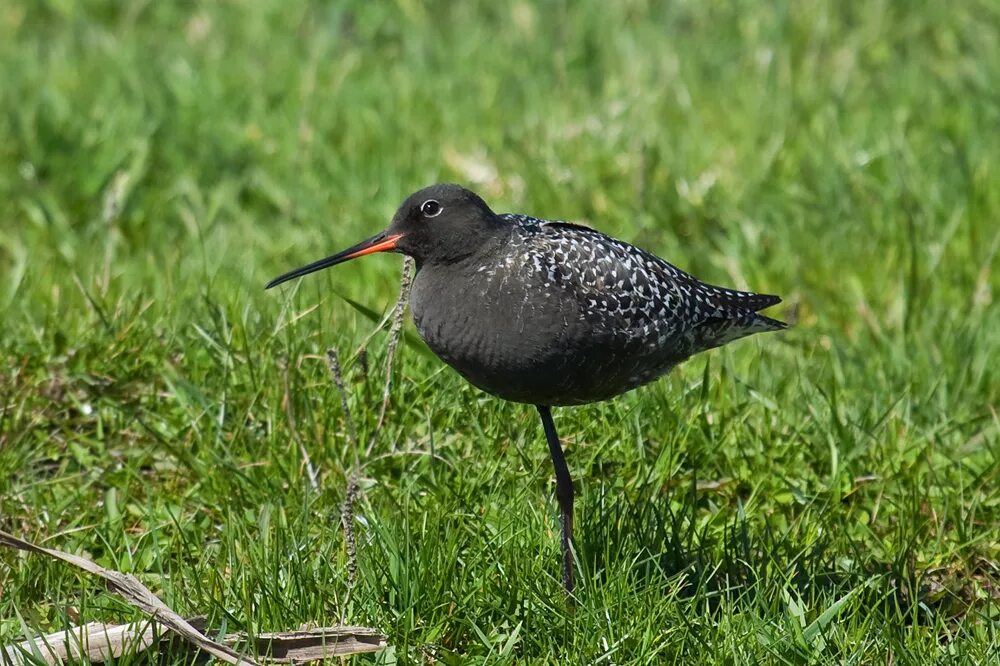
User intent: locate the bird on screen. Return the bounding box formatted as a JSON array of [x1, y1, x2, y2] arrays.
[[266, 183, 785, 595]]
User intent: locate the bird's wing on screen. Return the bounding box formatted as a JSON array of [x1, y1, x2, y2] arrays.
[[524, 220, 784, 351]]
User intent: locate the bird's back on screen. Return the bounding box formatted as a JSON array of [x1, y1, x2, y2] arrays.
[[410, 214, 785, 406]]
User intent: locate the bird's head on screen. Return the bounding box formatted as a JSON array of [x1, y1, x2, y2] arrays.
[[265, 183, 502, 290]]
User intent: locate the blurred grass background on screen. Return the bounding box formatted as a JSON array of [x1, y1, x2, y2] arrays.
[[1, 0, 998, 663]]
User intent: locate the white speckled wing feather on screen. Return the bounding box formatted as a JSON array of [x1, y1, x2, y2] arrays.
[[499, 214, 784, 356]]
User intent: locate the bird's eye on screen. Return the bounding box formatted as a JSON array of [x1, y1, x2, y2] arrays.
[[420, 199, 443, 218]]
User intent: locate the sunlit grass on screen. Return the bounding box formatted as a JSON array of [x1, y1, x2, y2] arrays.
[[1, 1, 998, 663]]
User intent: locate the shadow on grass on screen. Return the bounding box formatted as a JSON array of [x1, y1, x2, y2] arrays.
[[577, 477, 982, 632]]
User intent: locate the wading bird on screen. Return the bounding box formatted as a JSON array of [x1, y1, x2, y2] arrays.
[[266, 183, 785, 594]]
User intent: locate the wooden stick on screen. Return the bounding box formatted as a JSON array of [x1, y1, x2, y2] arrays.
[[3, 621, 160, 665], [3, 622, 386, 665], [0, 530, 257, 666], [0, 530, 387, 664]]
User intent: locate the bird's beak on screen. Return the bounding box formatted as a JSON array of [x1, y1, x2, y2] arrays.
[[265, 231, 404, 289]]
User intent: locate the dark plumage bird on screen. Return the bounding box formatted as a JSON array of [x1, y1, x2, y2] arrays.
[[266, 183, 785, 594]]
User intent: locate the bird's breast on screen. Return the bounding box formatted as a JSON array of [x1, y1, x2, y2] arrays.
[[410, 260, 569, 372], [408, 257, 681, 405]]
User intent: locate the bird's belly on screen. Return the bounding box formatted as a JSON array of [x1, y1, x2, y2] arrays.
[[420, 324, 677, 405], [410, 268, 683, 405]]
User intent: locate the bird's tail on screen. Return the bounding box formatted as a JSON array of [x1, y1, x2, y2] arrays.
[[705, 286, 783, 313], [690, 289, 787, 351], [745, 311, 787, 336]]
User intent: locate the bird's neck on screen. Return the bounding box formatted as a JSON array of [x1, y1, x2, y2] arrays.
[[415, 228, 511, 271]]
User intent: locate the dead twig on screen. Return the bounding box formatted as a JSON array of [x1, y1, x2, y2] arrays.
[[340, 474, 360, 590], [4, 620, 162, 665], [325, 258, 413, 597], [0, 530, 259, 666], [2, 620, 386, 665], [0, 531, 386, 664], [326, 348, 360, 452], [367, 257, 414, 456]]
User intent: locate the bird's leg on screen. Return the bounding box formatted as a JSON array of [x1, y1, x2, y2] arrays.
[[536, 405, 574, 595]]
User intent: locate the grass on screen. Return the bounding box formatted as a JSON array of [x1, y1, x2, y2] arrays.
[[1, 0, 999, 663]]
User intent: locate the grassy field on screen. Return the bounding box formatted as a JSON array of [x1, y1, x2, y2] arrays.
[[2, 0, 999, 663]]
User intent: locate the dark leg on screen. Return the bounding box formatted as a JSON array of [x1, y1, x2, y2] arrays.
[[536, 405, 574, 594]]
